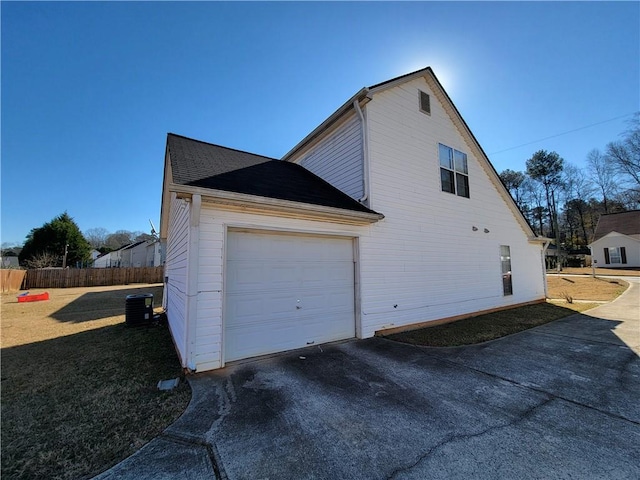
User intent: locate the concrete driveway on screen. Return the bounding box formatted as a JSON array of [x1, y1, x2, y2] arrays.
[[97, 279, 640, 479]]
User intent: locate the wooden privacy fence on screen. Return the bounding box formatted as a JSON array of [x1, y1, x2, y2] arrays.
[[1, 270, 27, 293], [22, 267, 164, 289]]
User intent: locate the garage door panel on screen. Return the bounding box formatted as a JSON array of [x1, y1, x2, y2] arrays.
[[226, 263, 264, 290], [227, 293, 296, 321], [225, 231, 355, 362]]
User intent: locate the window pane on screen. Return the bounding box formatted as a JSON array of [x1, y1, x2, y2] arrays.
[[439, 144, 453, 169], [456, 173, 470, 198], [454, 150, 468, 174], [440, 168, 455, 193], [502, 274, 513, 296], [500, 245, 512, 296], [609, 247, 621, 264]]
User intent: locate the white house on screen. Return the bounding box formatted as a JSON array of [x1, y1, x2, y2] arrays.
[[589, 210, 640, 268], [93, 252, 111, 268], [145, 239, 162, 267], [160, 67, 549, 372], [93, 240, 161, 268], [121, 241, 147, 268]]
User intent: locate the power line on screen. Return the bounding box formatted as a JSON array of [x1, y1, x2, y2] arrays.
[[488, 112, 636, 156]]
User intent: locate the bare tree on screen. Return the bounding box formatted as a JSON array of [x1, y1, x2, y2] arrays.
[[84, 227, 110, 249], [606, 113, 640, 190], [26, 251, 60, 269], [106, 230, 135, 250], [587, 149, 617, 213]]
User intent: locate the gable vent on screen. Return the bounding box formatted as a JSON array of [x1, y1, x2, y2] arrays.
[[419, 90, 431, 115]]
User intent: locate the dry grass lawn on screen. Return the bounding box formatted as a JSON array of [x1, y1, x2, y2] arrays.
[[1, 284, 190, 480], [388, 273, 630, 348], [547, 275, 629, 301]]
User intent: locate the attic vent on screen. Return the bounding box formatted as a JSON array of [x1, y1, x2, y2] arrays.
[[419, 90, 431, 115]]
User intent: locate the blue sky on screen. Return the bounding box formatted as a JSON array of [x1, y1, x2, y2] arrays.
[[2, 1, 638, 247]]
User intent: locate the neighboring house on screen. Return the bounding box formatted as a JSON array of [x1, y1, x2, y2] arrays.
[[589, 210, 640, 268], [93, 241, 161, 268], [145, 239, 162, 267], [160, 67, 549, 372], [121, 241, 147, 268], [93, 252, 112, 268]]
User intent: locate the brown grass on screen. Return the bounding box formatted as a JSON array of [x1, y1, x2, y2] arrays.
[[1, 285, 190, 480], [387, 273, 629, 348], [547, 276, 628, 301], [387, 302, 576, 347]]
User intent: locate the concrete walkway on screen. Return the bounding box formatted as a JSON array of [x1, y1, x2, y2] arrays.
[[95, 280, 640, 480]]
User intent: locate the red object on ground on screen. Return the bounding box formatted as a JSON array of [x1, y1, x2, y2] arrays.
[[17, 292, 49, 302]]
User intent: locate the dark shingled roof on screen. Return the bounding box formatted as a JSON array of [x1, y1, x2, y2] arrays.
[[167, 133, 377, 214], [592, 210, 640, 242]]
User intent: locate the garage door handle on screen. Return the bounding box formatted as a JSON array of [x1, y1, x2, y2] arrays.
[[296, 306, 302, 309], [307, 341, 315, 345]]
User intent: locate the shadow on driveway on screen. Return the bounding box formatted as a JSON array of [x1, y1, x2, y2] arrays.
[[98, 306, 640, 480]]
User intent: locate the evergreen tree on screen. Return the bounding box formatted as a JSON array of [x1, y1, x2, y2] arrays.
[[19, 212, 91, 268]]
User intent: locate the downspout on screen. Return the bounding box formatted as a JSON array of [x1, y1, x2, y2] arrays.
[[354, 99, 370, 204], [186, 194, 201, 372]]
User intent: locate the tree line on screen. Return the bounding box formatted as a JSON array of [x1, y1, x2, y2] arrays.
[[499, 114, 639, 251], [4, 213, 156, 268]]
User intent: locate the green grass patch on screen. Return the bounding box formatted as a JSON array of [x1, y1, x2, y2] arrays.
[[386, 302, 577, 347]]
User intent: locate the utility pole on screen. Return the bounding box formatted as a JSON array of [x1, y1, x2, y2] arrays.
[[62, 243, 69, 268]]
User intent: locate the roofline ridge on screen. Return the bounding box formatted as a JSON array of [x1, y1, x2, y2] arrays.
[[599, 209, 640, 216], [167, 132, 279, 161]]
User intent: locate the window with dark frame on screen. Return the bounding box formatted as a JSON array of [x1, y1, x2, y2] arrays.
[[439, 143, 469, 198], [604, 246, 627, 264]]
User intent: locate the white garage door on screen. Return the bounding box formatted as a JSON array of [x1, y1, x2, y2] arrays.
[[225, 230, 355, 362]]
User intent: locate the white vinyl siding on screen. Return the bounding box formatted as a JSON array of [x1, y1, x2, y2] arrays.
[[359, 77, 545, 336], [293, 114, 364, 200], [164, 195, 190, 365]]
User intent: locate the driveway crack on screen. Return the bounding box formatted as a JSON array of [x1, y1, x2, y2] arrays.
[[385, 396, 555, 480]]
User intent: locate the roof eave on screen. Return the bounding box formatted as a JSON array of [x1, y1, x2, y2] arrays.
[[589, 231, 640, 246], [159, 142, 174, 239], [528, 236, 553, 244], [168, 183, 384, 226], [281, 87, 371, 162]]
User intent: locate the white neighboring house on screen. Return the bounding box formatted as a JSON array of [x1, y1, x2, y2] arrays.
[[160, 67, 550, 372], [589, 210, 640, 268], [93, 252, 111, 268], [146, 239, 162, 267], [121, 241, 147, 268], [93, 240, 161, 268]]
